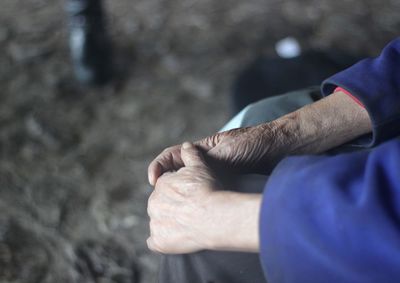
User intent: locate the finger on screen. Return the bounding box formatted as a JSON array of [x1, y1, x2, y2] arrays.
[[180, 142, 207, 167], [194, 134, 219, 152], [148, 134, 222, 185], [148, 161, 162, 186], [147, 145, 183, 186], [206, 142, 231, 161]]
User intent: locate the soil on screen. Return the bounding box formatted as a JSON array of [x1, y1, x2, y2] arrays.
[[1, 0, 399, 282]]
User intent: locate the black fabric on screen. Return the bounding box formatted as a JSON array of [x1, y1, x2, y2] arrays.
[[159, 251, 266, 283], [231, 50, 362, 113]]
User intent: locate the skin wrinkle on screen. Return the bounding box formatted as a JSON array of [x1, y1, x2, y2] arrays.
[[279, 91, 372, 156]]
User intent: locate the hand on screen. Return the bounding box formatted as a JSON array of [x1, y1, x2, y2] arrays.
[[148, 122, 288, 186], [147, 142, 222, 254], [147, 142, 262, 254]]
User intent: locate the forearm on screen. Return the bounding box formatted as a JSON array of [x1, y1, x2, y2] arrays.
[[267, 91, 372, 156], [206, 191, 262, 252]]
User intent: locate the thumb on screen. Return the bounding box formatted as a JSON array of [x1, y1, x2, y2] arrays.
[[181, 142, 207, 167]]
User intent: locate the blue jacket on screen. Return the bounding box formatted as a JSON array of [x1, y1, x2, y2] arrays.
[[260, 38, 400, 283]]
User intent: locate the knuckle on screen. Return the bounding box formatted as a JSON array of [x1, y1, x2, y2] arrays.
[[148, 237, 166, 253], [162, 145, 176, 154], [149, 219, 158, 231], [154, 183, 163, 193], [147, 194, 158, 216], [155, 176, 165, 187], [157, 173, 170, 183], [147, 237, 157, 251], [148, 191, 155, 204], [147, 204, 154, 218], [155, 174, 172, 190], [149, 220, 154, 231]]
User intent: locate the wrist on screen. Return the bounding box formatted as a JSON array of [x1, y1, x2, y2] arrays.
[[255, 115, 302, 166], [205, 191, 262, 252]]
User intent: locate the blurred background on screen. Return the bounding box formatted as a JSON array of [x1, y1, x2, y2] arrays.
[[0, 0, 399, 282]]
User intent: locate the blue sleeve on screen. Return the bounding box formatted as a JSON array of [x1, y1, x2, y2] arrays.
[[322, 38, 400, 146], [259, 139, 400, 283]]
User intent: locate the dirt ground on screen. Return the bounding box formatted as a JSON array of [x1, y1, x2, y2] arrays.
[[0, 0, 399, 282]]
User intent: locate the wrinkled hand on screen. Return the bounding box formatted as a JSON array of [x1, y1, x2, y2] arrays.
[[148, 122, 287, 186], [147, 142, 223, 254]]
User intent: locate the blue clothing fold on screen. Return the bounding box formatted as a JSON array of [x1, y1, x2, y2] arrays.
[[322, 38, 400, 146], [260, 38, 400, 283]]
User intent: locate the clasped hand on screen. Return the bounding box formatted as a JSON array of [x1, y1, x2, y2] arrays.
[[147, 125, 278, 254], [147, 142, 223, 253], [148, 123, 284, 187]]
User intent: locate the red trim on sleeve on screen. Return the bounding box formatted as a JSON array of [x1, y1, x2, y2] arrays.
[[334, 87, 365, 108]]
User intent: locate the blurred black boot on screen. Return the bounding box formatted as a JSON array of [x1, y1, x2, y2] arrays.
[[66, 0, 113, 85], [231, 49, 363, 113]]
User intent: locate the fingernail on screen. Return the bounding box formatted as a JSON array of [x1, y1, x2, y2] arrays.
[[182, 142, 192, 149]]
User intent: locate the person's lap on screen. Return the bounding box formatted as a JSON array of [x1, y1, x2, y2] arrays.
[[158, 87, 321, 283], [220, 87, 318, 132]]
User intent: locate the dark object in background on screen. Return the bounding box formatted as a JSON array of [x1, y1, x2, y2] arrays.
[[66, 0, 113, 85], [232, 50, 363, 113]]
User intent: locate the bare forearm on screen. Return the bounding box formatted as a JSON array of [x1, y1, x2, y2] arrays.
[[206, 191, 262, 252], [267, 91, 372, 157]]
